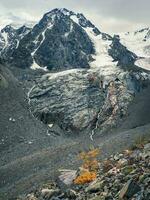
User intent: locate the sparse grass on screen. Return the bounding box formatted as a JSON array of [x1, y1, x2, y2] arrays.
[[131, 135, 150, 150]]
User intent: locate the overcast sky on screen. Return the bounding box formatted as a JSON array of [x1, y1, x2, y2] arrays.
[[0, 0, 149, 33]]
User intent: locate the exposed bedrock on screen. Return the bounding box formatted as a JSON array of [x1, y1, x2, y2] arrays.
[[29, 68, 150, 133]]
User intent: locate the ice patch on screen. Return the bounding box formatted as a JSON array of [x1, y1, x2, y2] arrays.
[[85, 27, 116, 67], [120, 30, 150, 70]]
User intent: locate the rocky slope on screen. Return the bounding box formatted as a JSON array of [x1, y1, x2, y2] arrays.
[[0, 63, 71, 164], [17, 142, 150, 200]]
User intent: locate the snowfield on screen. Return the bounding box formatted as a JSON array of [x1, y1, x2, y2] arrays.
[[120, 28, 150, 70]]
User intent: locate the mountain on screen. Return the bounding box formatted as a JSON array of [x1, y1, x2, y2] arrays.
[[0, 24, 31, 61], [0, 8, 137, 71], [119, 27, 150, 70], [0, 8, 149, 134], [1, 8, 150, 199]]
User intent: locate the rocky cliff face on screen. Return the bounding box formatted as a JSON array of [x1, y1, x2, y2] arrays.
[[29, 69, 105, 131], [29, 67, 150, 135]]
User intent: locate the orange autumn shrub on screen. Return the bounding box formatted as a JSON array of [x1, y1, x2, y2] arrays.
[[74, 148, 100, 185], [74, 171, 97, 184]]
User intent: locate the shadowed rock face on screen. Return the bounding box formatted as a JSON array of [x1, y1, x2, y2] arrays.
[[10, 9, 95, 70], [108, 35, 137, 67]]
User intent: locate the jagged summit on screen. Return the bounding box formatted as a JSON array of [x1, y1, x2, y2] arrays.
[[39, 8, 101, 36], [0, 8, 147, 71], [45, 8, 75, 16]]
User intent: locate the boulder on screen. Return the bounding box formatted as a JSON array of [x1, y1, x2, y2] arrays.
[[119, 180, 141, 199], [85, 180, 105, 193], [41, 188, 60, 199]]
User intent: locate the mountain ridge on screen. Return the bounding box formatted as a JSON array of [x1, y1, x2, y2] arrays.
[[0, 8, 146, 71]]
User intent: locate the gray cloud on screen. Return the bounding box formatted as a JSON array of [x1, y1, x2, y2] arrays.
[[0, 0, 149, 33]]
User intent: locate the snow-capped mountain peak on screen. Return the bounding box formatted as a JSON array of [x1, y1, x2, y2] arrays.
[[0, 8, 148, 72], [134, 27, 150, 41], [0, 24, 31, 59], [41, 8, 101, 36], [119, 27, 150, 70]]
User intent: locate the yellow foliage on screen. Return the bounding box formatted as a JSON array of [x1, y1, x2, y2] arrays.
[[74, 171, 97, 184], [82, 159, 99, 171], [79, 149, 99, 160], [74, 148, 100, 185]]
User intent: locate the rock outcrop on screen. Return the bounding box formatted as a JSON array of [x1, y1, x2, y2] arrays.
[[29, 67, 150, 133]]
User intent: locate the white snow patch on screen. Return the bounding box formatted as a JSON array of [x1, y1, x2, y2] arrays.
[[31, 29, 49, 71], [48, 124, 53, 128], [9, 117, 16, 122], [59, 8, 71, 16], [1, 31, 8, 49], [64, 22, 73, 37], [84, 27, 120, 77], [70, 15, 79, 25], [47, 69, 84, 80], [28, 141, 33, 145], [47, 23, 53, 29], [16, 39, 20, 49], [120, 30, 150, 70], [136, 57, 150, 70], [85, 27, 116, 68]]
